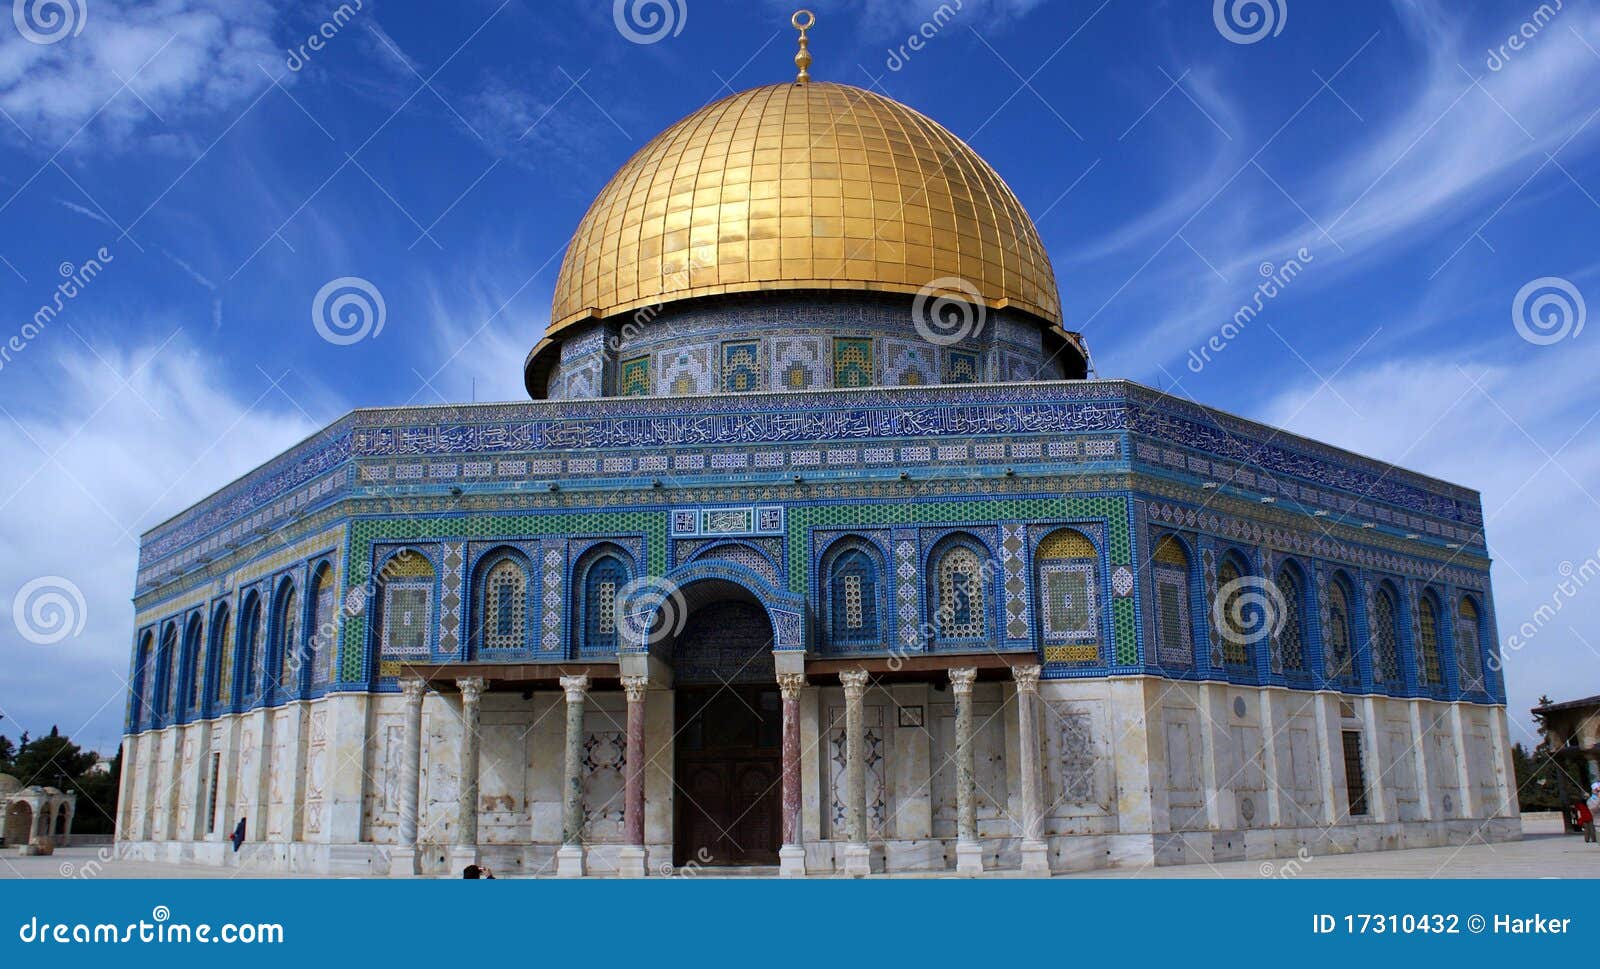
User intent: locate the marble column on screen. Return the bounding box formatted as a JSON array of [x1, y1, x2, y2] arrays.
[[448, 677, 485, 871], [839, 669, 871, 877], [777, 671, 807, 877], [950, 666, 982, 875], [1012, 664, 1049, 874], [388, 677, 425, 876], [557, 674, 590, 877], [618, 675, 649, 878]]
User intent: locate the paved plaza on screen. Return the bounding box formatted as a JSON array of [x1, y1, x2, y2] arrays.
[[3, 817, 1594, 879]]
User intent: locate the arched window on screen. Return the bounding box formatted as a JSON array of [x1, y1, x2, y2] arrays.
[[933, 542, 988, 642], [131, 631, 154, 727], [376, 552, 436, 677], [823, 542, 883, 649], [580, 554, 628, 657], [1151, 536, 1193, 668], [1325, 576, 1356, 684], [239, 592, 265, 702], [1456, 597, 1484, 693], [1215, 556, 1252, 670], [210, 604, 233, 707], [1417, 592, 1443, 687], [477, 554, 530, 652], [1273, 565, 1307, 674], [1035, 528, 1098, 662], [272, 581, 301, 697], [154, 624, 178, 721], [182, 614, 205, 715], [307, 566, 337, 687], [1372, 585, 1401, 685]]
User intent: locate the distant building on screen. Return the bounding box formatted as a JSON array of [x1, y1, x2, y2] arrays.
[[1532, 695, 1600, 784], [1, 774, 75, 853]]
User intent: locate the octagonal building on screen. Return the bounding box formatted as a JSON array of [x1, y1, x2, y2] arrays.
[[115, 57, 1517, 877]]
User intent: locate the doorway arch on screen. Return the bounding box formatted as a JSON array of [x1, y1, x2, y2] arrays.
[[667, 578, 781, 867], [4, 801, 33, 846]]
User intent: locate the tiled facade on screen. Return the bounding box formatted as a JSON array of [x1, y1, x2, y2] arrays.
[[116, 375, 1516, 875]]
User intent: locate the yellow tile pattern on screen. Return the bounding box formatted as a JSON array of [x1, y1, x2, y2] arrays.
[[549, 82, 1061, 335]]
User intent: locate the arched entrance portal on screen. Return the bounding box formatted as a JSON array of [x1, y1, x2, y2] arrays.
[[669, 579, 781, 867], [4, 802, 32, 846]]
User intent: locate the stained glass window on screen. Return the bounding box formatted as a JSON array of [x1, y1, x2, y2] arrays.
[[133, 632, 153, 725], [240, 594, 264, 700], [1417, 594, 1443, 686], [211, 608, 233, 706], [157, 625, 178, 718], [582, 555, 627, 656], [1373, 587, 1400, 684], [481, 558, 527, 651], [184, 617, 205, 713], [1456, 598, 1483, 693], [828, 546, 880, 647], [1326, 579, 1355, 683], [309, 568, 337, 686], [377, 553, 436, 678], [597, 581, 616, 634], [936, 546, 985, 640], [1274, 568, 1306, 672], [1217, 559, 1251, 668], [1152, 536, 1192, 667], [275, 585, 300, 695]]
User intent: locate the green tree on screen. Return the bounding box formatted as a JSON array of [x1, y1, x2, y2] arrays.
[[0, 735, 15, 773], [10, 726, 97, 789]]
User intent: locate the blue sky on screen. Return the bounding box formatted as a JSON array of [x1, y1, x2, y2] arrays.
[[1, 0, 1598, 753]]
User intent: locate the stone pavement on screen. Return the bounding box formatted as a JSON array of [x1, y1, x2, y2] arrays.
[[1, 817, 1594, 879]]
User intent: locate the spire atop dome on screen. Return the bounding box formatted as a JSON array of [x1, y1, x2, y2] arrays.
[[792, 10, 814, 85]]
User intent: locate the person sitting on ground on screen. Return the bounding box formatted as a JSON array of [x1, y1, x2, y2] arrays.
[[462, 864, 496, 879]]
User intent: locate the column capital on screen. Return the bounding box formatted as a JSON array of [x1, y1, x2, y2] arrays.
[[560, 674, 591, 701], [400, 677, 427, 702], [777, 671, 807, 700], [1011, 664, 1042, 693], [839, 669, 870, 700], [948, 666, 978, 695], [456, 677, 485, 704], [620, 675, 650, 703]]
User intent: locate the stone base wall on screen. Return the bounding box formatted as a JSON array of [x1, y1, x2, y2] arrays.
[[115, 679, 1518, 876]]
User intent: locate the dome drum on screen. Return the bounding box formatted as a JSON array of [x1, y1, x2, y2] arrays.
[[528, 291, 1086, 399]]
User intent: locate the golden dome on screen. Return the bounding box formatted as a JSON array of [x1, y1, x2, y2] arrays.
[[546, 81, 1062, 337]]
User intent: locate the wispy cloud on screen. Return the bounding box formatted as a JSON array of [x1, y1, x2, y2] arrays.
[[0, 0, 281, 148], [1083, 2, 1600, 375], [0, 336, 318, 749]]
